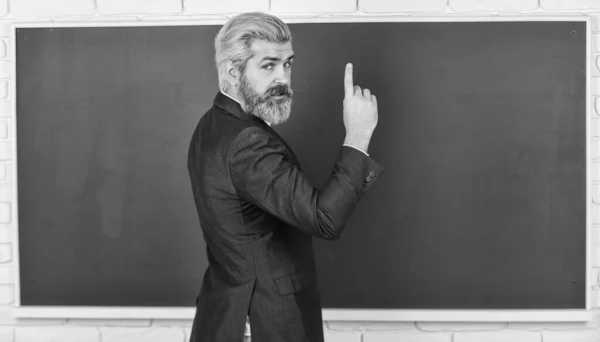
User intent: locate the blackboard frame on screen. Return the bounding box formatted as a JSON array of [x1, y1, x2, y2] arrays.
[[7, 15, 594, 322]]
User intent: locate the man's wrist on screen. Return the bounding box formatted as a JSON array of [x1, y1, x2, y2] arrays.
[[343, 144, 369, 156], [343, 133, 371, 156]]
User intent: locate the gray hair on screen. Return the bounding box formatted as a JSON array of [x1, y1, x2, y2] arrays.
[[214, 12, 292, 91]]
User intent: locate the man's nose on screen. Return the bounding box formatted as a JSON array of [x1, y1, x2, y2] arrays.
[[273, 67, 289, 85]]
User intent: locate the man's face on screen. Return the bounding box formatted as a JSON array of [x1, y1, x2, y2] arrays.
[[238, 40, 294, 126]]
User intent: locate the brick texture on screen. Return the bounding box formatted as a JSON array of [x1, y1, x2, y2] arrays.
[[10, 0, 95, 17], [15, 326, 99, 342], [0, 263, 11, 284], [184, 0, 269, 14], [69, 319, 152, 326], [416, 322, 506, 331], [98, 0, 182, 15], [0, 81, 8, 100], [359, 0, 447, 12], [0, 202, 10, 224], [100, 327, 185, 342], [543, 330, 600, 342], [327, 321, 415, 331], [0, 41, 6, 59], [0, 121, 7, 139], [0, 327, 13, 342], [0, 102, 11, 119], [363, 332, 452, 342], [0, 61, 8, 79], [272, 0, 356, 13], [0, 183, 11, 202], [449, 0, 538, 11], [0, 284, 12, 304], [454, 331, 541, 342], [593, 267, 600, 287], [541, 0, 600, 10], [594, 164, 600, 183], [0, 225, 10, 243], [324, 331, 362, 342], [0, 244, 10, 262]]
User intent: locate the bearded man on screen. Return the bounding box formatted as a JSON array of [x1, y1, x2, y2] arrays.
[[187, 12, 383, 342]]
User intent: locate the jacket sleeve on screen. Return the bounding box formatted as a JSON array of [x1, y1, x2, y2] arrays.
[[228, 126, 383, 240]]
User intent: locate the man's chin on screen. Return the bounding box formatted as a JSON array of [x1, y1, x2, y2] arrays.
[[271, 115, 290, 126], [252, 99, 292, 126], [255, 111, 290, 126]]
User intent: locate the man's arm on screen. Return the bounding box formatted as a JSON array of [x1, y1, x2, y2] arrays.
[[228, 126, 383, 240], [229, 63, 381, 240]]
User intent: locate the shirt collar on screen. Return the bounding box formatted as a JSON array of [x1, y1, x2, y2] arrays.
[[220, 90, 242, 105]]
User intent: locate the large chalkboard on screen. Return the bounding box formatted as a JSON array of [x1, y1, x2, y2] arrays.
[[16, 21, 587, 310]]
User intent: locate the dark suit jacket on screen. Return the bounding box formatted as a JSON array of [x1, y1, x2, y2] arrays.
[[187, 92, 383, 342]]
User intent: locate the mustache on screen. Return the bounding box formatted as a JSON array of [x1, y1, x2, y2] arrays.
[[265, 84, 293, 98]]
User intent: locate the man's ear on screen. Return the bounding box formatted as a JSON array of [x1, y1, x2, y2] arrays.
[[225, 61, 240, 87]]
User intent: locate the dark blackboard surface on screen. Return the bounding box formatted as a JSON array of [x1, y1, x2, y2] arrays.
[[16, 21, 587, 309]]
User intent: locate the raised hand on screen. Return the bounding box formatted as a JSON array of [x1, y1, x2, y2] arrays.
[[342, 63, 378, 152]]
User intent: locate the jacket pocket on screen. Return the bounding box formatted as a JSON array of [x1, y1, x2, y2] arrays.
[[274, 272, 312, 296]]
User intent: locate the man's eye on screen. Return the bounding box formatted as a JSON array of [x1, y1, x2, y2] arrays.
[[284, 61, 293, 68], [262, 64, 274, 70]]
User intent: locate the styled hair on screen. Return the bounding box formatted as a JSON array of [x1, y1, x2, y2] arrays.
[[214, 12, 292, 91]]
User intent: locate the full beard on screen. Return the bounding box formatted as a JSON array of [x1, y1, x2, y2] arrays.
[[238, 74, 293, 126]]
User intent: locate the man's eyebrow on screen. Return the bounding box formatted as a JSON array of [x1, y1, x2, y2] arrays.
[[259, 54, 295, 62], [260, 57, 280, 62]]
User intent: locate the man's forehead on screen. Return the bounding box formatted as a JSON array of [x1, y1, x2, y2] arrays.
[[250, 40, 294, 59]]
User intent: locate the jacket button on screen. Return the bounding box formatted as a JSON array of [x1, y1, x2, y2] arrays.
[[368, 172, 375, 177], [365, 176, 372, 182]]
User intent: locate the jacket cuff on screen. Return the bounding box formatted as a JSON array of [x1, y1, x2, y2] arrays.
[[340, 145, 384, 192]]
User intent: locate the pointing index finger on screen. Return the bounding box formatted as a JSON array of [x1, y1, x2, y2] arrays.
[[344, 63, 353, 98]]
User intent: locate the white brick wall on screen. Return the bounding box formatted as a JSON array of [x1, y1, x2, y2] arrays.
[[363, 332, 452, 342], [272, 0, 356, 13], [0, 81, 8, 101], [15, 326, 100, 342], [0, 327, 13, 342], [0, 226, 11, 243], [0, 284, 13, 304], [454, 331, 541, 342], [0, 0, 599, 342], [542, 330, 600, 342], [416, 322, 507, 331], [10, 0, 95, 17], [449, 0, 539, 12], [324, 331, 362, 342], [100, 327, 186, 342], [359, 0, 448, 13], [0, 243, 10, 262], [98, 0, 182, 15], [184, 0, 269, 14], [0, 201, 10, 224], [541, 0, 600, 11], [0, 102, 12, 119]]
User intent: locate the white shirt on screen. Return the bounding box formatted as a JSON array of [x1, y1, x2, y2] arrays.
[[220, 90, 369, 156]]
